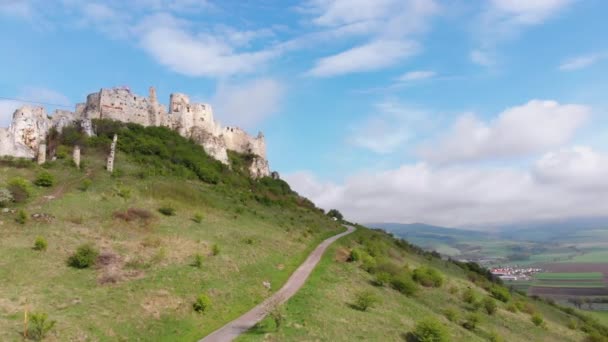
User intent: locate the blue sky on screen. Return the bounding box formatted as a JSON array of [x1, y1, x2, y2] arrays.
[[1, 0, 607, 226]]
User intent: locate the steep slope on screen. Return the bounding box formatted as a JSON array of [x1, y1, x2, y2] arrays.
[[0, 121, 342, 341], [238, 227, 608, 342]]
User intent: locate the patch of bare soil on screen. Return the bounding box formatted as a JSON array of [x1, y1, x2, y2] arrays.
[[140, 290, 184, 319], [96, 251, 144, 285]]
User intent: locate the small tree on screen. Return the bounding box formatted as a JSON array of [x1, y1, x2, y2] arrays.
[[353, 290, 379, 311], [462, 313, 480, 331], [411, 318, 448, 342], [483, 297, 498, 315], [269, 304, 286, 330], [34, 171, 55, 187], [327, 209, 343, 221], [67, 244, 99, 268], [15, 209, 28, 225], [33, 236, 48, 251], [28, 312, 56, 341], [79, 179, 92, 192], [462, 288, 477, 304], [412, 267, 444, 287], [490, 285, 511, 303], [193, 294, 211, 313]]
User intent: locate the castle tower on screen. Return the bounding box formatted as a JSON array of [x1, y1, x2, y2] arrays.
[[73, 145, 81, 169], [106, 134, 118, 172], [37, 143, 46, 165]]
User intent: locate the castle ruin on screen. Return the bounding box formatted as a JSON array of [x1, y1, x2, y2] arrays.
[[0, 87, 271, 178]]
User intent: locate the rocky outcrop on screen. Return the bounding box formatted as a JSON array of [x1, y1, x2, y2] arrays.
[[0, 86, 272, 178]]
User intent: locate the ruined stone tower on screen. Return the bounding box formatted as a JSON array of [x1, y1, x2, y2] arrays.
[[106, 134, 117, 172]]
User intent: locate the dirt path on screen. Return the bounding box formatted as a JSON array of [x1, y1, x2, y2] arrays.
[[199, 225, 356, 342]]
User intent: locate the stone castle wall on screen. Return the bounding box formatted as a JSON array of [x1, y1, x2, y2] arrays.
[[0, 87, 272, 178]]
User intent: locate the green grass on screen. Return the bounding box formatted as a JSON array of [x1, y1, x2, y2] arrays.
[[0, 126, 343, 341], [238, 229, 595, 342]]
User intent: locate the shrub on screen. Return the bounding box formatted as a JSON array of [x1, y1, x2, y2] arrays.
[[353, 290, 379, 311], [483, 297, 498, 315], [34, 171, 55, 187], [448, 286, 459, 295], [462, 288, 477, 304], [193, 293, 211, 313], [443, 308, 458, 322], [269, 305, 285, 330], [28, 312, 55, 341], [412, 267, 444, 287], [488, 331, 504, 342], [67, 244, 99, 268], [567, 319, 577, 330], [373, 271, 392, 287], [462, 313, 480, 331], [158, 206, 176, 216], [490, 285, 511, 303], [8, 177, 33, 202], [390, 274, 418, 296], [360, 254, 377, 272], [33, 236, 48, 251], [531, 313, 545, 327], [115, 186, 131, 199], [212, 244, 220, 256], [192, 254, 203, 268], [16, 209, 28, 224], [0, 187, 13, 206], [192, 213, 203, 223], [349, 247, 366, 262], [113, 208, 153, 223], [506, 303, 518, 313], [411, 318, 448, 342], [79, 179, 92, 191]]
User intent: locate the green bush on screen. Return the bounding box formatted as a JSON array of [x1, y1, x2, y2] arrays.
[[531, 313, 545, 327], [443, 308, 458, 322], [488, 331, 504, 342], [0, 187, 13, 206], [490, 285, 511, 303], [483, 297, 498, 315], [193, 293, 211, 313], [212, 244, 220, 256], [506, 303, 518, 313], [158, 206, 176, 216], [411, 318, 448, 342], [390, 274, 418, 296], [34, 236, 48, 251], [462, 313, 480, 331], [8, 177, 33, 202], [462, 288, 477, 304], [192, 213, 203, 223], [192, 254, 203, 268], [349, 247, 366, 262], [28, 312, 55, 341], [55, 145, 69, 159], [269, 305, 285, 330], [67, 244, 99, 269], [34, 171, 55, 187], [16, 209, 28, 225], [79, 179, 92, 191], [373, 271, 392, 287], [352, 290, 379, 311], [412, 267, 444, 287]]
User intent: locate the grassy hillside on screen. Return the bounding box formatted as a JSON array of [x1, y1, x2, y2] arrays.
[[238, 227, 608, 342], [0, 121, 342, 341], [1, 120, 607, 341]]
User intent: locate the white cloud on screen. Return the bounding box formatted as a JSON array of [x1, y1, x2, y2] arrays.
[[0, 1, 33, 18], [212, 78, 284, 129], [285, 146, 608, 226], [559, 53, 607, 71], [349, 101, 432, 154], [308, 40, 419, 77], [470, 49, 495, 67], [304, 0, 438, 77], [418, 100, 590, 164], [397, 70, 436, 81]]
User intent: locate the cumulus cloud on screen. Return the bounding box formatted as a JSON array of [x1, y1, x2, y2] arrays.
[[212, 78, 284, 129], [308, 40, 419, 77], [559, 52, 607, 71], [470, 49, 495, 67], [418, 100, 590, 164], [285, 146, 608, 226]]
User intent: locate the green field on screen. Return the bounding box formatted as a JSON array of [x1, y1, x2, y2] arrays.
[[535, 272, 604, 280]]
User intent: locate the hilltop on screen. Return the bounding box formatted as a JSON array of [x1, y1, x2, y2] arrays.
[[0, 119, 606, 341]]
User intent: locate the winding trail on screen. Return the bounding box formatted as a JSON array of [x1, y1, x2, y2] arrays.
[[200, 225, 356, 342]]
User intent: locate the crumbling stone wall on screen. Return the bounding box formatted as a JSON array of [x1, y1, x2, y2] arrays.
[[0, 86, 273, 178]]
